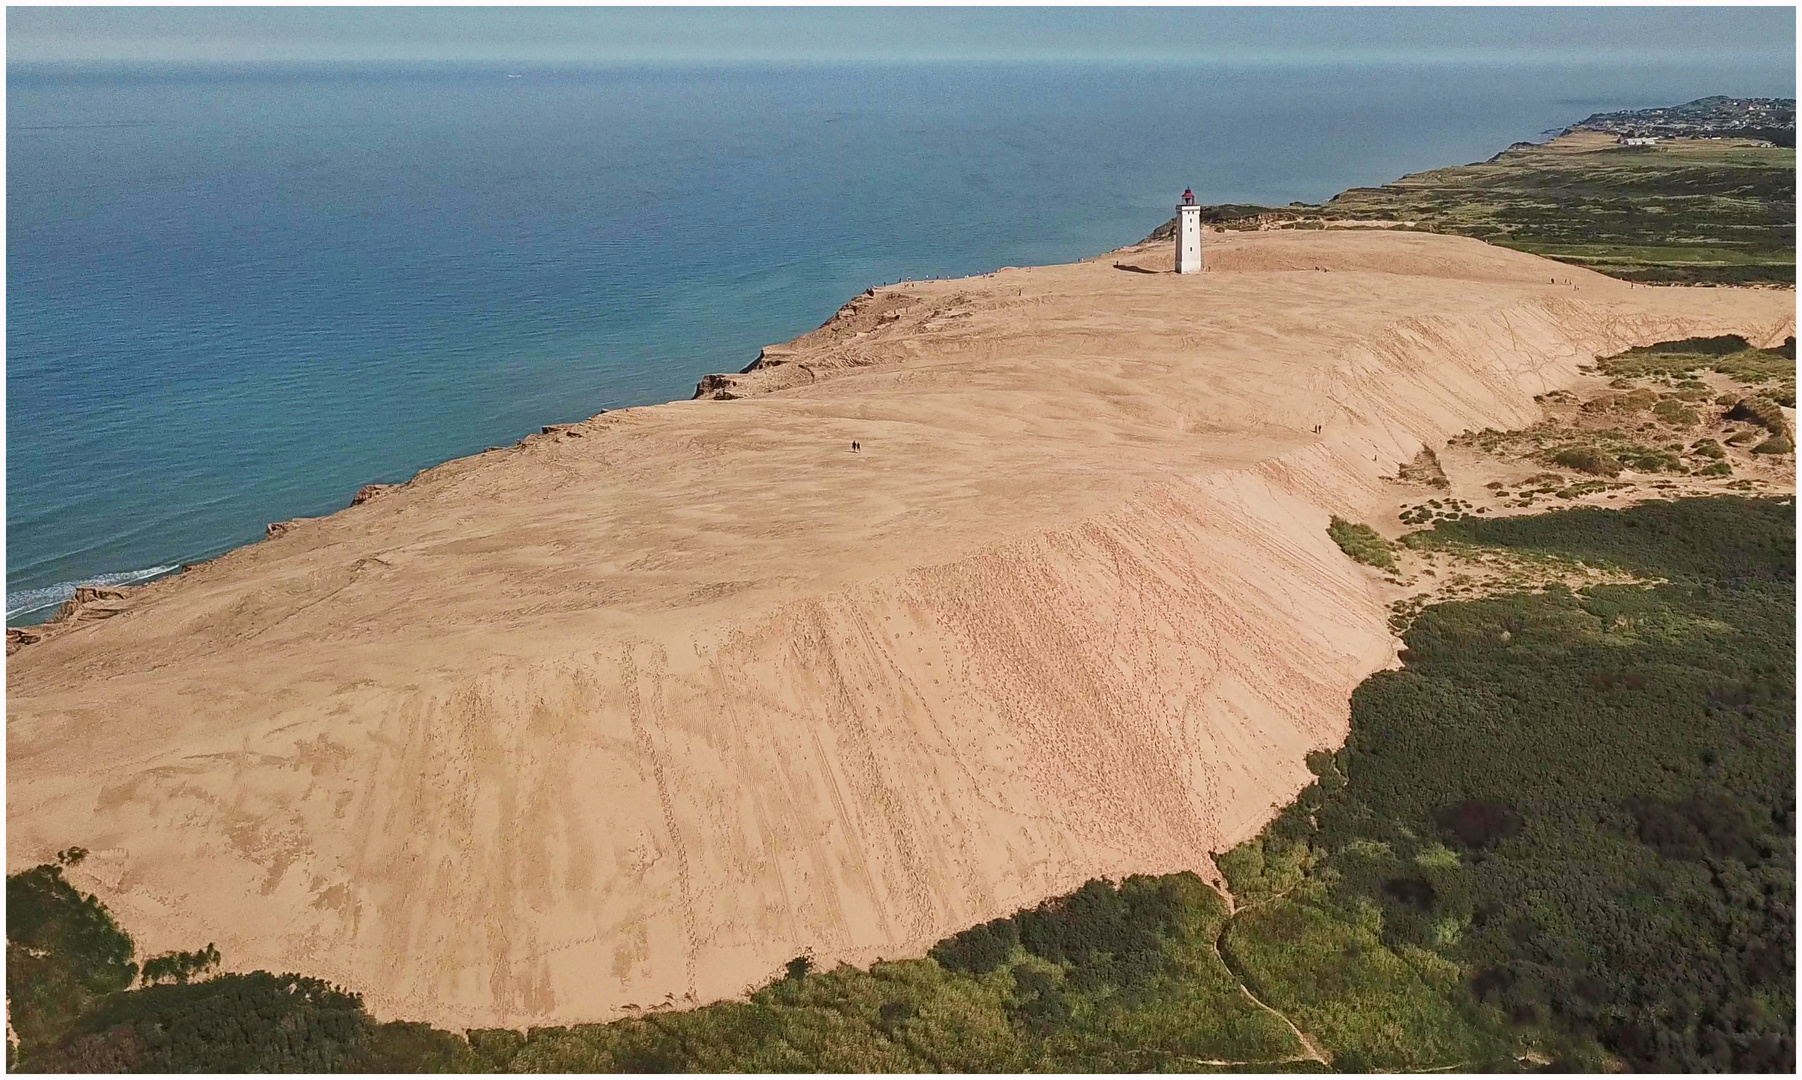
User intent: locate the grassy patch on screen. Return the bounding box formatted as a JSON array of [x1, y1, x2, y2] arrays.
[[1600, 336, 1797, 406], [1161, 134, 1796, 285], [1327, 517, 1395, 569]]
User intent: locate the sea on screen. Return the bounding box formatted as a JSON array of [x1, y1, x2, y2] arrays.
[[8, 59, 1795, 623]]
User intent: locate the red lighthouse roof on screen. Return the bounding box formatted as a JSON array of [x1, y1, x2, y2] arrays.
[[1181, 188, 1195, 205]]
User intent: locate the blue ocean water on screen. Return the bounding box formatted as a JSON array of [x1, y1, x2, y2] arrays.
[[7, 60, 1795, 622]]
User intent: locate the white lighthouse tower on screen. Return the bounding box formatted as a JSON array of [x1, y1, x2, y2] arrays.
[[1175, 187, 1203, 274]]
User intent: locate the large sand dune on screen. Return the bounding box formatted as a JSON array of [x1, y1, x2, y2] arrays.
[[8, 229, 1793, 1029]]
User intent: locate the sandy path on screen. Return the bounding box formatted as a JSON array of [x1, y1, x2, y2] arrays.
[[8, 229, 1792, 1029]]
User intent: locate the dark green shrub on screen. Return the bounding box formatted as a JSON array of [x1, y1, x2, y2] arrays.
[[139, 943, 220, 986], [1724, 397, 1791, 434], [1753, 435, 1794, 455], [25, 972, 373, 1073], [5, 861, 137, 1054], [929, 916, 1019, 975], [1007, 966, 1072, 1033], [1013, 876, 1184, 988], [1623, 448, 1683, 472], [1624, 794, 1759, 862], [467, 1027, 527, 1070], [1550, 445, 1623, 476], [1420, 496, 1794, 582], [1623, 334, 1752, 357], [357, 1021, 483, 1073], [1434, 799, 1523, 850]]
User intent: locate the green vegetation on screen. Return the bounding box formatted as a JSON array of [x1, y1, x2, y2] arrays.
[[25, 973, 475, 1073], [10, 497, 1792, 1072], [1398, 497, 1488, 526], [8, 867, 1311, 1073], [1221, 890, 1506, 1071], [1327, 136, 1797, 284], [1240, 496, 1794, 1070], [1474, 473, 1638, 512], [1725, 396, 1795, 434], [138, 943, 220, 987], [6, 860, 478, 1072], [1158, 135, 1796, 285], [1414, 494, 1793, 581], [1599, 336, 1797, 407], [6, 850, 137, 1059], [1550, 445, 1623, 476], [1459, 397, 1760, 481], [469, 874, 1308, 1072], [1326, 517, 1395, 569]]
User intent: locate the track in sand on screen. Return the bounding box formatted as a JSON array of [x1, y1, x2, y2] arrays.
[[8, 228, 1793, 1029]]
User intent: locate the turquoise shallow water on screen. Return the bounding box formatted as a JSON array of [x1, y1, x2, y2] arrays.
[[7, 60, 1795, 622]]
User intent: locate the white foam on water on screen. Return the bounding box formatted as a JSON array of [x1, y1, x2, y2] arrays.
[[7, 565, 180, 622]]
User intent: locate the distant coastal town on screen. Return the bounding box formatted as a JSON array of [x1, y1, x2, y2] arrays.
[[1567, 94, 1797, 146]]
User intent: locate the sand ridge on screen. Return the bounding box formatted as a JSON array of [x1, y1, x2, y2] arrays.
[[7, 228, 1793, 1029]]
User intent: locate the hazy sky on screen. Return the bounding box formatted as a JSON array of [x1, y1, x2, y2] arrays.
[[9, 6, 1798, 68]]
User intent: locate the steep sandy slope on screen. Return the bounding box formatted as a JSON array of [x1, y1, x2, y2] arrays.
[[8, 229, 1792, 1029]]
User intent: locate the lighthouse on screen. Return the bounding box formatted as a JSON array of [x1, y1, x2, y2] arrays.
[[1175, 188, 1203, 274]]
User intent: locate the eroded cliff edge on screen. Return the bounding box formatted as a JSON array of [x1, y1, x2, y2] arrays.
[[8, 229, 1794, 1029]]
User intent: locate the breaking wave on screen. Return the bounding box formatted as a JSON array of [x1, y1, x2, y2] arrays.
[[7, 565, 180, 623]]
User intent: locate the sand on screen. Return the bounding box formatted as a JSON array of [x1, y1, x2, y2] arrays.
[[7, 229, 1793, 1030]]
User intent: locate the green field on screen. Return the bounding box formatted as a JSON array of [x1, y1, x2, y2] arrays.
[[1161, 133, 1796, 286]]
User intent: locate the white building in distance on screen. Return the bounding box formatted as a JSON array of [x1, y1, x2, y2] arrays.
[[1175, 188, 1203, 274]]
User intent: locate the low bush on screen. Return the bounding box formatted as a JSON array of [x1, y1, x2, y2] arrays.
[[1651, 397, 1699, 426], [1724, 397, 1792, 435], [1550, 445, 1623, 476], [1327, 517, 1395, 568]]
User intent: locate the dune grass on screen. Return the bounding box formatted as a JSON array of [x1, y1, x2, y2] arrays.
[[1327, 517, 1395, 569]]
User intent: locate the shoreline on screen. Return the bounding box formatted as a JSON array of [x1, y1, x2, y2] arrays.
[[12, 122, 1792, 633]]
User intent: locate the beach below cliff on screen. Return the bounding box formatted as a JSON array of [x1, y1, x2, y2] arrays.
[[7, 227, 1794, 1030]]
